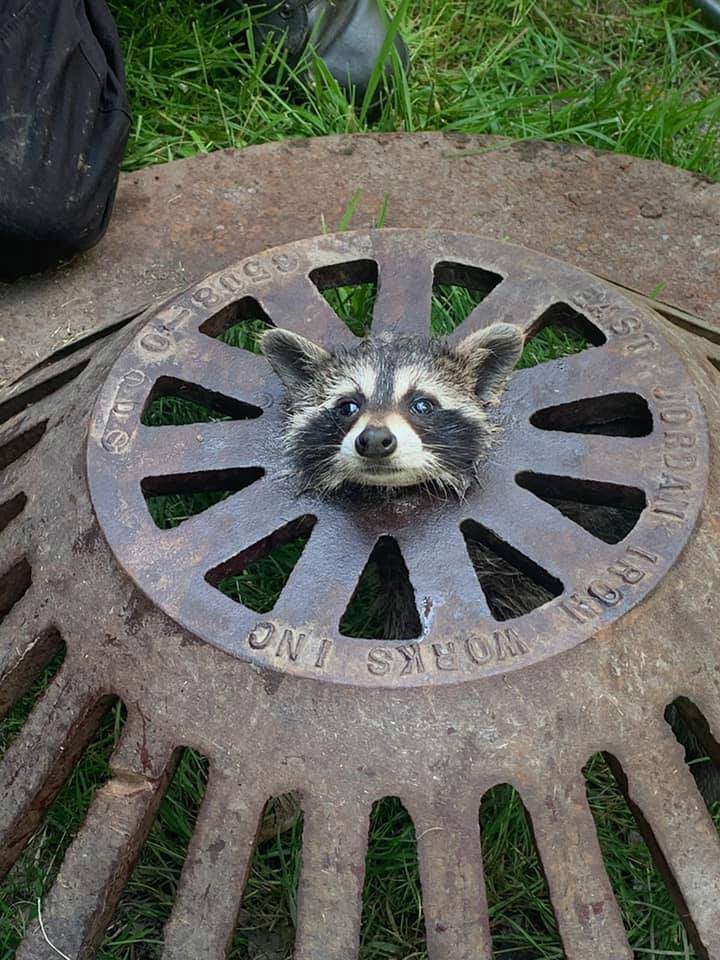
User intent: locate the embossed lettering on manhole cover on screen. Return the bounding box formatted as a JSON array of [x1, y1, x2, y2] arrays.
[[87, 230, 708, 686]]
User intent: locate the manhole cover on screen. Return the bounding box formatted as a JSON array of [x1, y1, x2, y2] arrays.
[[1, 229, 719, 960], [88, 231, 707, 686]]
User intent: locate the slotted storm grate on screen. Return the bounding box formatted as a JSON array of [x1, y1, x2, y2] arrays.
[[0, 230, 718, 960]]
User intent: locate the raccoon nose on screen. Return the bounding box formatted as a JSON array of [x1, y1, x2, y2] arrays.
[[355, 425, 397, 459]]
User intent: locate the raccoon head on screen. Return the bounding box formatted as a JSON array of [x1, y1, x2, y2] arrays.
[[260, 323, 523, 496]]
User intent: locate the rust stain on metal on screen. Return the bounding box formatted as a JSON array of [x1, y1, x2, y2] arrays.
[[0, 225, 719, 959], [86, 231, 708, 688], [2, 133, 719, 387]]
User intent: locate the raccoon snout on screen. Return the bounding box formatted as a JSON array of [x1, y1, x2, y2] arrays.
[[355, 425, 397, 459]]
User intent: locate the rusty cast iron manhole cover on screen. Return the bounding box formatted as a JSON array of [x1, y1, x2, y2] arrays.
[[88, 231, 707, 686], [1, 228, 719, 960]]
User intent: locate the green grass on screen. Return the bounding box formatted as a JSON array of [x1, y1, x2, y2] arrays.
[[216, 315, 269, 354], [431, 285, 493, 337], [360, 800, 424, 957], [3, 1, 720, 955], [2, 684, 713, 960], [321, 284, 378, 337], [0, 650, 66, 759], [0, 701, 126, 957], [110, 0, 720, 180], [218, 536, 310, 612], [517, 323, 588, 368]]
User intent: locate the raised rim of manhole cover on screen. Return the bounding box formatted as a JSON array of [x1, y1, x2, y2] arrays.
[[87, 229, 708, 688]]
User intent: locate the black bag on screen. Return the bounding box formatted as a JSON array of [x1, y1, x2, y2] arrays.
[[0, 0, 130, 281]]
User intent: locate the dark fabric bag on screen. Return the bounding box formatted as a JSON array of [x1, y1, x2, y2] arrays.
[[0, 0, 130, 281]]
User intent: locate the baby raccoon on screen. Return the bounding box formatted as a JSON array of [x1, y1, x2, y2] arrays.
[[260, 322, 523, 496], [260, 324, 720, 807]]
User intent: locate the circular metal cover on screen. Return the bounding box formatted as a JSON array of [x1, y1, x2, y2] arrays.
[[87, 229, 708, 687]]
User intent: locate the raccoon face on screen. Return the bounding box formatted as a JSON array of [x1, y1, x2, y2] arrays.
[[260, 323, 523, 496]]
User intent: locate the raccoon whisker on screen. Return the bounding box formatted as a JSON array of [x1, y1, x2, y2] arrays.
[[437, 475, 462, 498], [435, 478, 466, 501], [312, 457, 362, 492], [422, 484, 454, 505], [300, 467, 343, 491]]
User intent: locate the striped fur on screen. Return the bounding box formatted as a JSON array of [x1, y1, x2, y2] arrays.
[[260, 324, 523, 496]]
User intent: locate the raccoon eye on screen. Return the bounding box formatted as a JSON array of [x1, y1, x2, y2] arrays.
[[410, 397, 435, 416], [336, 399, 361, 417]]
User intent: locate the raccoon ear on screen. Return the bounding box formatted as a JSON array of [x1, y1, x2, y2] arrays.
[[259, 328, 331, 388], [455, 322, 524, 399]]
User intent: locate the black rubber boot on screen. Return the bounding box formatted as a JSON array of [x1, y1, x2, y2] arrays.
[[250, 0, 311, 59], [248, 0, 409, 101]]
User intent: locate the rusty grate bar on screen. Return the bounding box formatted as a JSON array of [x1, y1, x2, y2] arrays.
[[0, 229, 718, 958]]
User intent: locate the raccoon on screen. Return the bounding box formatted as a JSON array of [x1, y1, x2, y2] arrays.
[[259, 324, 720, 809], [260, 322, 523, 496]]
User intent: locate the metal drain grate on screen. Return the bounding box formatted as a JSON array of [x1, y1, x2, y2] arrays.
[[88, 231, 706, 685], [1, 229, 719, 959]]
